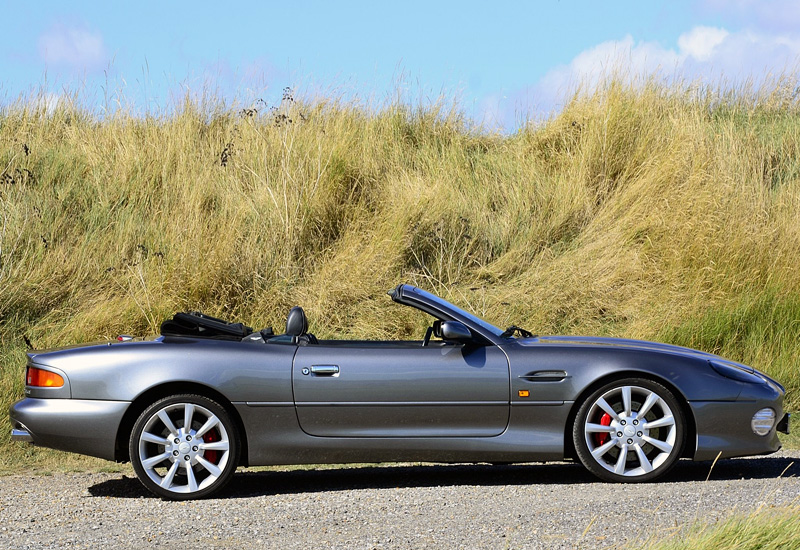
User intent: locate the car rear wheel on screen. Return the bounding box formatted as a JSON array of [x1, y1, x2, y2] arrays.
[[129, 394, 240, 500], [573, 378, 685, 482]]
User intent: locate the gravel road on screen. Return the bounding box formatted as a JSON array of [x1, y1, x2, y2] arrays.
[[1, 452, 798, 550]]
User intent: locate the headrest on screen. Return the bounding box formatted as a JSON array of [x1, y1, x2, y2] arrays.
[[285, 306, 308, 336]]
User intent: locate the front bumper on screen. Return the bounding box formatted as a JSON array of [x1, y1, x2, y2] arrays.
[[9, 397, 130, 461], [691, 400, 786, 461]]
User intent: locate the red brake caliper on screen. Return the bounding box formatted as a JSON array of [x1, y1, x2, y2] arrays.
[[203, 429, 219, 464], [594, 413, 612, 446]]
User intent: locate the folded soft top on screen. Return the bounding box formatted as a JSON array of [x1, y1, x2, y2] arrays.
[[160, 311, 253, 340]]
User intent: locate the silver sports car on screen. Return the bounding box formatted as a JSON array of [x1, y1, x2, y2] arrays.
[[10, 284, 789, 499]]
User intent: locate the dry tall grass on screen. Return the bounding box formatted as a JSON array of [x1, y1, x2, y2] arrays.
[[640, 504, 800, 550], [2, 79, 799, 468]]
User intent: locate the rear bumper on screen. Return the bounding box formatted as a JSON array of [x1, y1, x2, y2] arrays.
[[9, 397, 129, 461]]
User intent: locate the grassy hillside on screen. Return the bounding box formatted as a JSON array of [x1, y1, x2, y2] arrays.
[[1, 79, 799, 469]]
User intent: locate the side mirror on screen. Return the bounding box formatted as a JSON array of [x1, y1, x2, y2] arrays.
[[439, 321, 473, 344]]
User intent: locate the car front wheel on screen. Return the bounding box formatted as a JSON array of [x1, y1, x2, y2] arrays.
[[129, 394, 240, 500], [573, 378, 685, 482]]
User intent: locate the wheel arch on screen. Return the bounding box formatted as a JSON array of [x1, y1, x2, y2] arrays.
[[114, 382, 249, 466], [562, 370, 697, 461]]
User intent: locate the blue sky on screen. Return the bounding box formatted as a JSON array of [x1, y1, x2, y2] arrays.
[[3, 0, 800, 129]]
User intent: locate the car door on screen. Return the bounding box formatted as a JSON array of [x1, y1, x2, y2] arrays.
[[292, 342, 510, 437]]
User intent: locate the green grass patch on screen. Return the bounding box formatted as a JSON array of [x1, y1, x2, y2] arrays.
[[639, 505, 800, 550]]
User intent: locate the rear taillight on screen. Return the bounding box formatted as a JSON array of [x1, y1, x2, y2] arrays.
[[26, 366, 64, 387]]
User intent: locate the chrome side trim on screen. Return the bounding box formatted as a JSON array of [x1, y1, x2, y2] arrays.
[[11, 428, 33, 442], [294, 401, 508, 407]]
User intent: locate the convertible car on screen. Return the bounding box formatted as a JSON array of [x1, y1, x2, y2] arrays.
[[10, 284, 789, 499]]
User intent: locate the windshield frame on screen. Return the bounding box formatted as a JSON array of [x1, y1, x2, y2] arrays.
[[391, 285, 507, 341]]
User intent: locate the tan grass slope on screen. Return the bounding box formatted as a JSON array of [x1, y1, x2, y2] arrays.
[[1, 79, 798, 467]]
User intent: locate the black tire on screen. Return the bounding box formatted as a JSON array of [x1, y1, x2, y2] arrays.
[[573, 378, 685, 483], [129, 394, 240, 500]]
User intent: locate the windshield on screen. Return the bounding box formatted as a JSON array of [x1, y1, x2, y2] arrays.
[[406, 287, 506, 338]]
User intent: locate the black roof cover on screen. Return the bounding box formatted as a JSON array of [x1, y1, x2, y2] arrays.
[[160, 312, 253, 340]]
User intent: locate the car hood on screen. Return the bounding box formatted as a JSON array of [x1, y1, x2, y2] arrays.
[[515, 335, 721, 360]]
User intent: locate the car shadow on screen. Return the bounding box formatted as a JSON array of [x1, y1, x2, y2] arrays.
[[89, 455, 799, 500]]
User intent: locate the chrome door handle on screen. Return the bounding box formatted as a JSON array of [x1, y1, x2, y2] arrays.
[[309, 365, 339, 376]]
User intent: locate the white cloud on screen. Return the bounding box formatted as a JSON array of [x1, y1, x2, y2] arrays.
[[521, 35, 683, 118], [494, 25, 800, 127], [38, 23, 108, 71], [678, 26, 729, 62]]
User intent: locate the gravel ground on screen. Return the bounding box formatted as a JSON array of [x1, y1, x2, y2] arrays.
[[0, 452, 798, 550]]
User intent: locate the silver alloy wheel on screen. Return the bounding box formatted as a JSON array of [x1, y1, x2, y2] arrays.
[[137, 401, 231, 495], [582, 384, 678, 478]]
